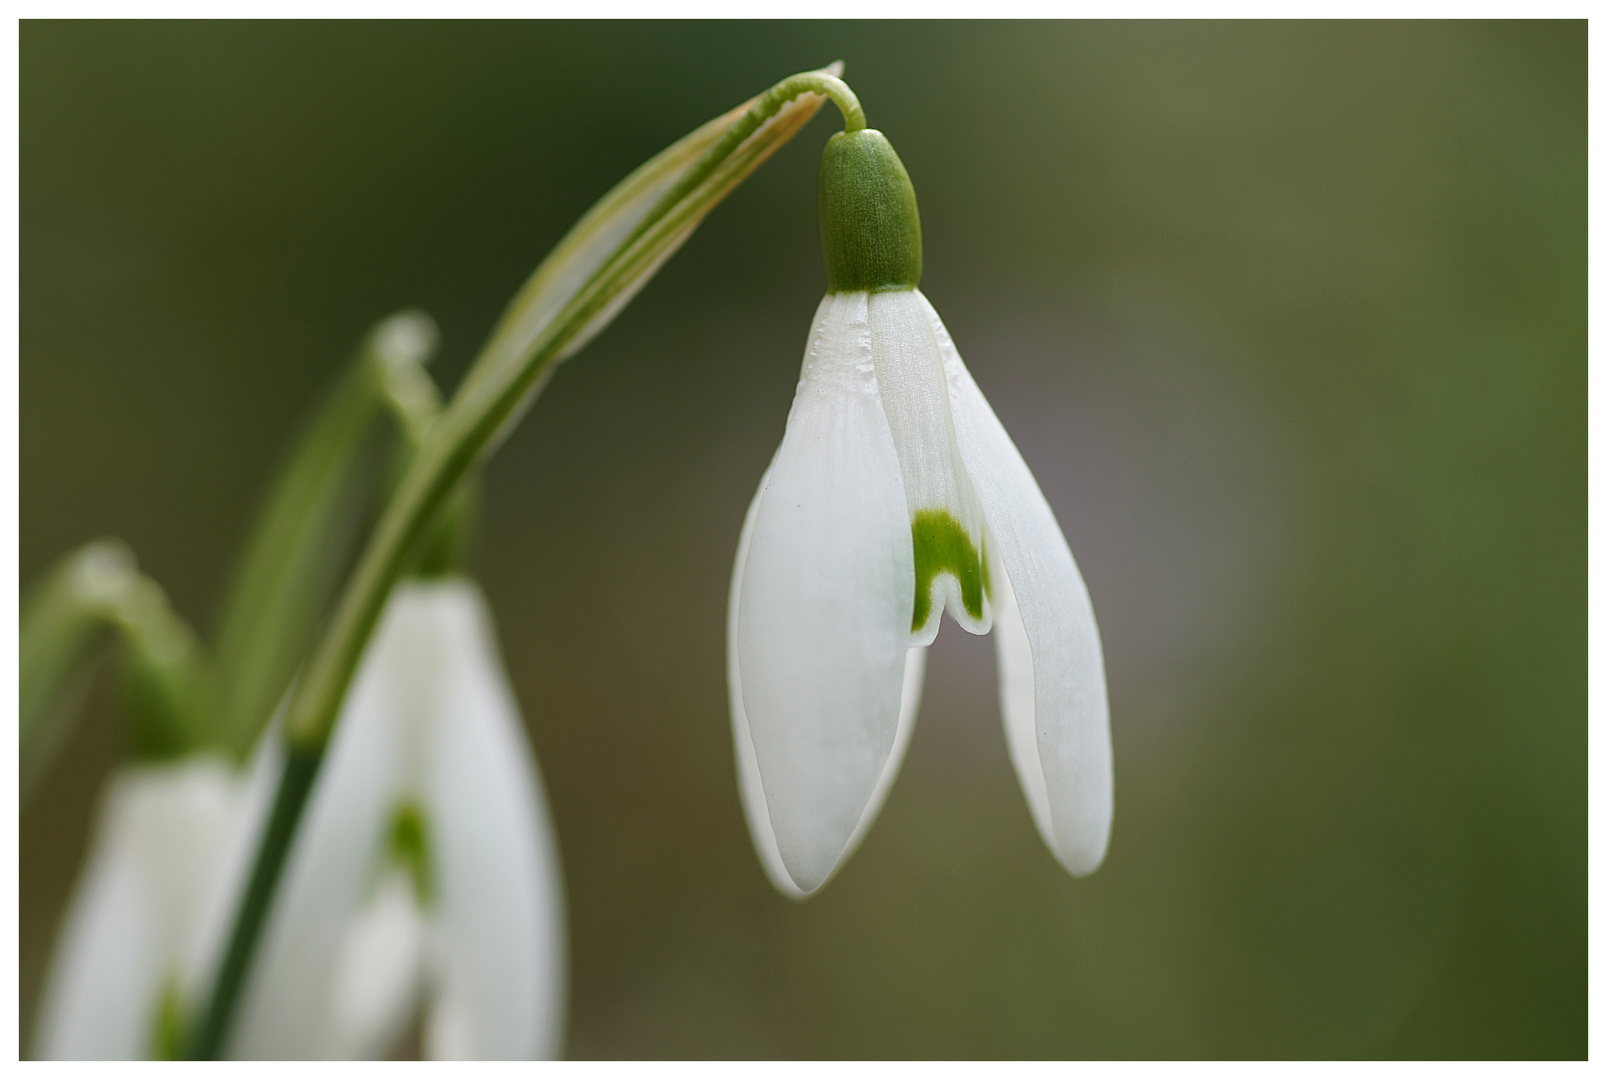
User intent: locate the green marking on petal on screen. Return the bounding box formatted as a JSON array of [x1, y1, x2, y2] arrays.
[[151, 975, 186, 1060], [387, 799, 434, 906], [910, 508, 988, 631]]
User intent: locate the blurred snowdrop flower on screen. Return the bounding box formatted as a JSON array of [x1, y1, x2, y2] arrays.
[[232, 577, 566, 1059], [729, 129, 1112, 897], [34, 756, 261, 1059], [36, 577, 566, 1059]]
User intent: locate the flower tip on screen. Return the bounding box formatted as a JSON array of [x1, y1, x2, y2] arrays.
[[374, 310, 440, 368], [1058, 840, 1109, 879], [777, 852, 837, 898], [69, 538, 137, 604], [1052, 805, 1112, 878]]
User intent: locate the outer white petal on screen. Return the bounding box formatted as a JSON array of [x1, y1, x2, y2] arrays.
[[36, 757, 247, 1059], [735, 292, 915, 894], [728, 472, 927, 898], [726, 466, 799, 897], [990, 554, 1055, 847], [922, 293, 1114, 876], [34, 842, 160, 1060], [841, 645, 927, 863], [229, 591, 419, 1059], [416, 580, 567, 1060]]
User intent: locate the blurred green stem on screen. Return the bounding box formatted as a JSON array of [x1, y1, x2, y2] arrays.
[[188, 64, 857, 1058], [210, 311, 439, 759]]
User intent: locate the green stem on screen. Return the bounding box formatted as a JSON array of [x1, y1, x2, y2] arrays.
[[187, 746, 322, 1060], [616, 72, 864, 266], [212, 312, 439, 759], [187, 67, 857, 1058]]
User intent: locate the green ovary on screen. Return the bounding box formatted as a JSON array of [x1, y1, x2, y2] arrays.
[[910, 509, 989, 631]]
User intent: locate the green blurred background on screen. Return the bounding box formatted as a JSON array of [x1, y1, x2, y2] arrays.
[[20, 21, 1584, 1058]]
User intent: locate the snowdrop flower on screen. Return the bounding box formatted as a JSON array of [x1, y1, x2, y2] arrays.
[[33, 756, 264, 1059], [728, 129, 1113, 897], [231, 577, 565, 1059], [35, 577, 565, 1059]]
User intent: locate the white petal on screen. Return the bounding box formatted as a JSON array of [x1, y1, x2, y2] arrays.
[[726, 467, 801, 898], [923, 293, 1113, 876], [416, 580, 567, 1060], [990, 554, 1055, 846], [231, 582, 565, 1059], [422, 967, 476, 1061], [328, 872, 427, 1059], [729, 473, 927, 897], [35, 757, 247, 1059], [34, 841, 165, 1059], [866, 290, 992, 642], [839, 645, 927, 863], [734, 292, 915, 894], [228, 591, 420, 1059]]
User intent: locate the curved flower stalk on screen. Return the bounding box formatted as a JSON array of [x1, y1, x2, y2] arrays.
[[730, 129, 1113, 897], [34, 578, 563, 1059], [187, 67, 860, 1057]]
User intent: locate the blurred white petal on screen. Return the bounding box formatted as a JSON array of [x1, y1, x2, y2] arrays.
[[328, 872, 427, 1059], [419, 580, 567, 1060], [231, 578, 566, 1059], [36, 757, 248, 1059], [229, 603, 415, 1059]]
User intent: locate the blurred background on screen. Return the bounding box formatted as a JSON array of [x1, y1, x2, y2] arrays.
[[20, 22, 1584, 1058]]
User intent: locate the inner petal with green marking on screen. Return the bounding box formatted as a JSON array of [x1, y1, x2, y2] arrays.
[[910, 508, 990, 632]]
